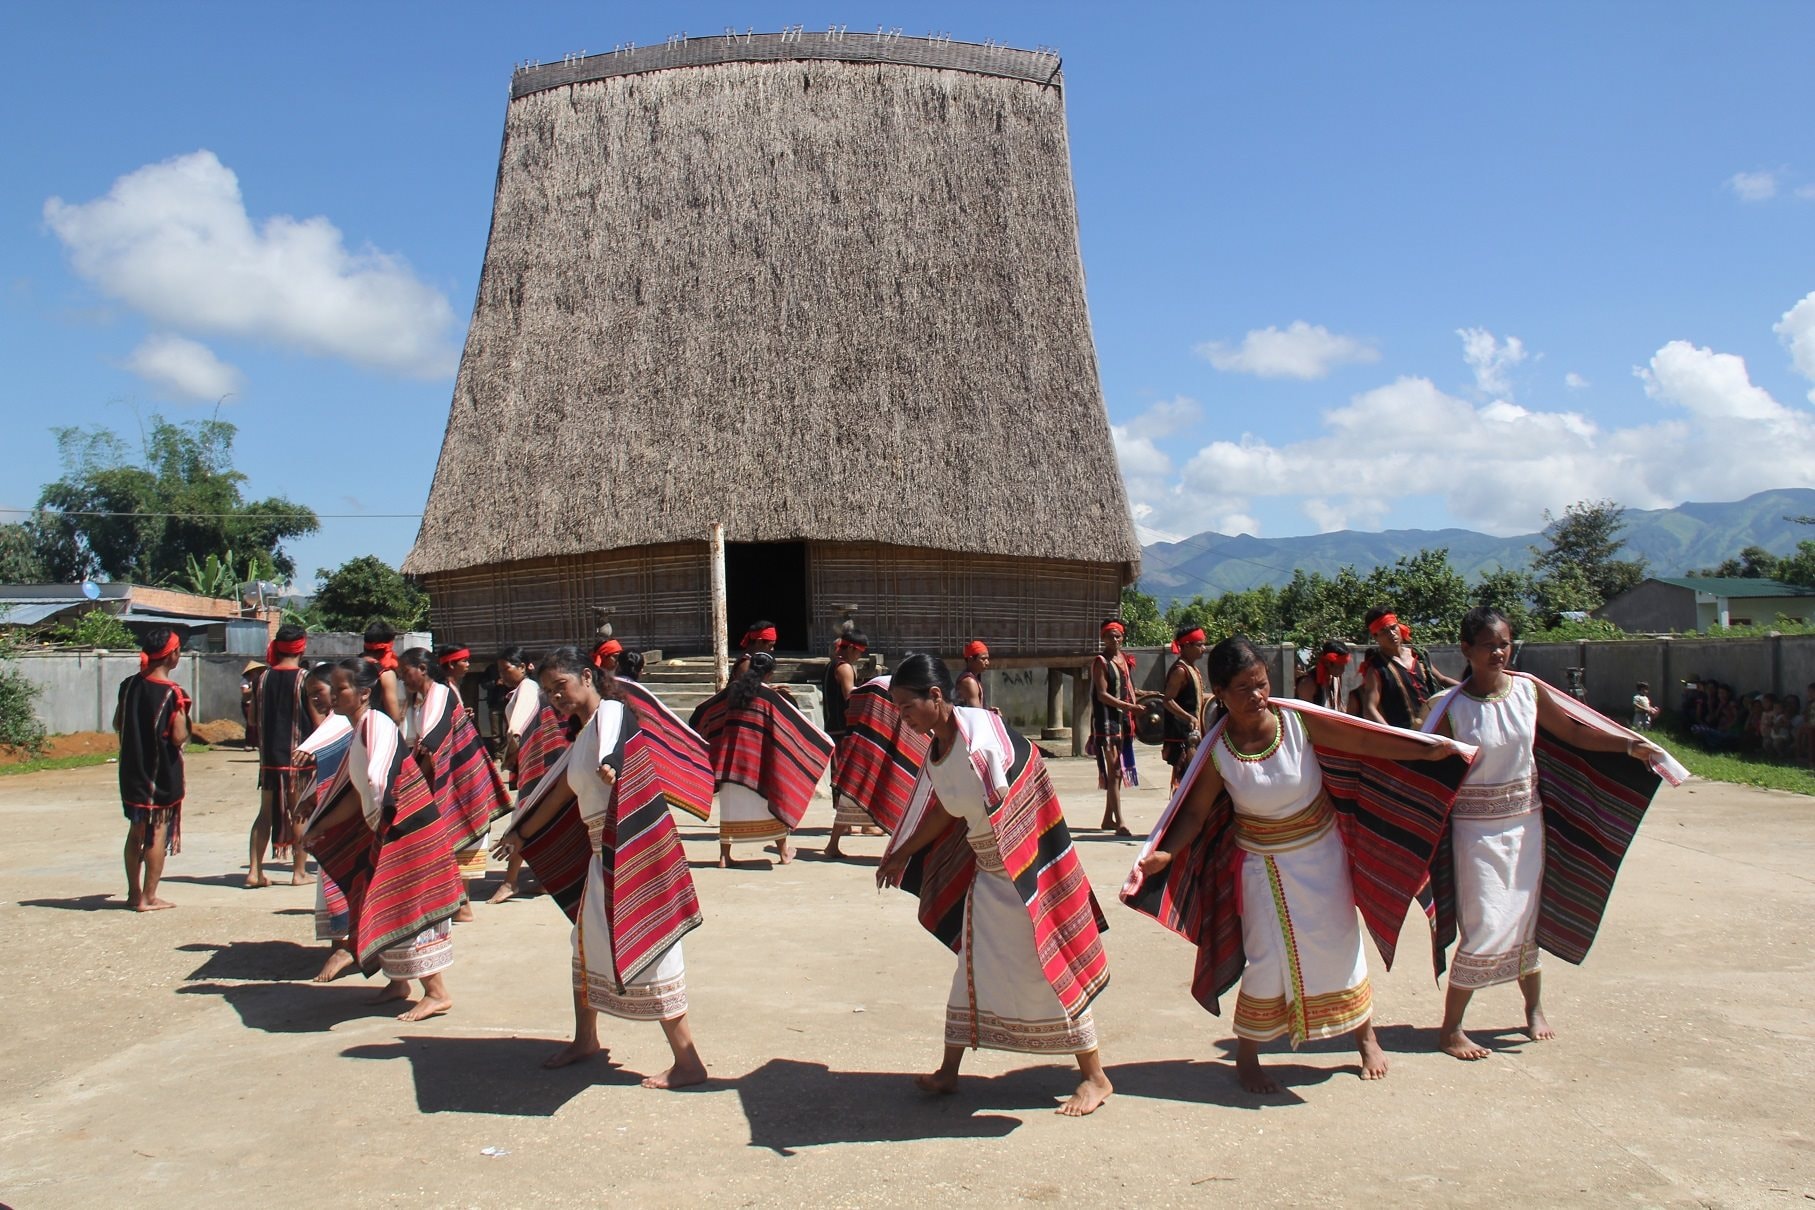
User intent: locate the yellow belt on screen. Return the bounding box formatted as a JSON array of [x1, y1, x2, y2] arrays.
[[1235, 793, 1334, 854]]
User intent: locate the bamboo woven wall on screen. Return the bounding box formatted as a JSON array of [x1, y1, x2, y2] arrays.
[[424, 541, 1116, 659]]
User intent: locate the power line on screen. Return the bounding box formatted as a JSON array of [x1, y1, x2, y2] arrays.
[[0, 508, 421, 520]]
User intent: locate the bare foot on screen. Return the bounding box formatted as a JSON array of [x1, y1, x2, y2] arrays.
[[243, 874, 271, 889], [1236, 1051, 1280, 1094], [642, 1057, 708, 1089], [487, 882, 517, 905], [1526, 1007, 1556, 1042], [775, 842, 794, 866], [914, 1071, 960, 1095], [313, 949, 355, 983], [398, 994, 452, 1022], [1058, 1074, 1113, 1116], [542, 1039, 605, 1069], [133, 897, 176, 913], [1113, 826, 1133, 838], [860, 826, 884, 836], [1358, 1033, 1389, 1081], [823, 845, 844, 859], [454, 903, 476, 923], [370, 980, 413, 1005], [289, 872, 316, 887], [1439, 1028, 1491, 1060]]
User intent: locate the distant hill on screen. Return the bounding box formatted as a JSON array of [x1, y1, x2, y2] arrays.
[[1139, 489, 1815, 606]]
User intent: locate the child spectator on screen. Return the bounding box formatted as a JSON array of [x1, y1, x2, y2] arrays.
[[1631, 682, 1660, 730], [1765, 695, 1794, 757]]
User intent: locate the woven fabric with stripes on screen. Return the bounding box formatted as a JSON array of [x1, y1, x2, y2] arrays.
[[690, 686, 835, 830]]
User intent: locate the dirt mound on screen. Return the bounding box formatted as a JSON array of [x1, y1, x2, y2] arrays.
[[0, 731, 118, 767], [190, 719, 246, 746]]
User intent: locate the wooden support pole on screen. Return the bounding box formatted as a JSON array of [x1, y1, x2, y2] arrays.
[[1070, 667, 1090, 757], [709, 522, 729, 690]]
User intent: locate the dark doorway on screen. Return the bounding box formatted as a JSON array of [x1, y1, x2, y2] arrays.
[[725, 542, 811, 653]]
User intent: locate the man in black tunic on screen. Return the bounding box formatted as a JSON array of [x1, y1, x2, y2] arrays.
[[249, 623, 311, 887], [114, 627, 189, 912]]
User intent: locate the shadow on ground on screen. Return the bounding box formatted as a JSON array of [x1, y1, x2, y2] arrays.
[[341, 1035, 639, 1115], [180, 939, 325, 981], [16, 894, 122, 912], [736, 1058, 1060, 1154], [177, 980, 402, 1033]]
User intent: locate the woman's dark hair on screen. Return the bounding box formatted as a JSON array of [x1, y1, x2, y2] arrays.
[[333, 656, 381, 695], [138, 626, 176, 656], [274, 622, 307, 645], [1319, 638, 1350, 658], [617, 650, 644, 681], [1363, 605, 1394, 629], [364, 620, 396, 644], [892, 652, 954, 701], [399, 646, 446, 683], [539, 645, 610, 695], [304, 662, 335, 688], [728, 650, 776, 710], [841, 628, 869, 649], [498, 645, 529, 669], [1206, 635, 1267, 692], [1459, 606, 1512, 645]]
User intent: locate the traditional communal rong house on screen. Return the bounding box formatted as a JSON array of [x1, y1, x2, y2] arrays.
[[406, 32, 1139, 685]]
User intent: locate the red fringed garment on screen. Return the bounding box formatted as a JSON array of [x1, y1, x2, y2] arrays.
[[889, 707, 1110, 1019], [690, 685, 834, 830], [411, 683, 510, 851], [832, 676, 930, 834], [1121, 699, 1475, 1015], [513, 696, 570, 795]]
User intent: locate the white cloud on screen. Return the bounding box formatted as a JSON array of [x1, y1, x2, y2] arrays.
[[44, 150, 458, 379], [1564, 371, 1589, 390], [1195, 321, 1379, 380], [1726, 170, 1778, 202], [1457, 327, 1527, 397], [123, 333, 243, 401], [1123, 300, 1815, 544], [1774, 291, 1815, 400], [1797, 184, 1815, 201], [1122, 395, 1203, 441]]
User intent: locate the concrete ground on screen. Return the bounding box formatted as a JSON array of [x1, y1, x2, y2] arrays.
[[0, 746, 1810, 1209]]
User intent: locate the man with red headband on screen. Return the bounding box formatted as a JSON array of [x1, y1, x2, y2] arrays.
[[248, 624, 313, 889], [1295, 640, 1352, 711], [1091, 620, 1150, 834], [590, 637, 623, 677], [362, 621, 407, 724], [820, 629, 875, 853], [955, 640, 990, 709], [1360, 606, 1456, 729], [1162, 623, 1210, 792], [113, 627, 189, 912], [731, 619, 778, 682]]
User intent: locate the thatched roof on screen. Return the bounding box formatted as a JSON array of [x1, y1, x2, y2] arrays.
[[406, 32, 1139, 580]]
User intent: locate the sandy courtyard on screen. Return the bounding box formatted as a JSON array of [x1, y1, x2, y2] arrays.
[[0, 745, 1810, 1208]]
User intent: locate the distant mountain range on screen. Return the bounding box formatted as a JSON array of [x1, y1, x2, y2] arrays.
[[1139, 489, 1815, 606]]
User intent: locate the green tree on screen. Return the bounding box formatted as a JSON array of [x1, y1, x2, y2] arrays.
[[46, 608, 138, 649], [1117, 585, 1172, 648], [1471, 567, 1536, 638], [31, 415, 318, 584], [0, 522, 48, 582], [1529, 499, 1646, 619], [1366, 548, 1469, 642], [313, 556, 428, 632], [1774, 540, 1815, 589], [0, 630, 45, 754], [1697, 544, 1781, 579]]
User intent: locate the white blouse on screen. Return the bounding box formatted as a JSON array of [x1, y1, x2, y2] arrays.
[[1208, 708, 1323, 820]]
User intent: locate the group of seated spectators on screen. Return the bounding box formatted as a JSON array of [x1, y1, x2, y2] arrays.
[[1674, 676, 1814, 761]]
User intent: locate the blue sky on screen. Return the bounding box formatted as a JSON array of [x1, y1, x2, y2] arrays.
[[5, 1, 1813, 584]]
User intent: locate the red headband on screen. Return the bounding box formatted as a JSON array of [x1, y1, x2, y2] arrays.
[[363, 640, 398, 671], [1398, 622, 1412, 642], [1101, 621, 1125, 637], [837, 638, 867, 653], [1170, 628, 1206, 654], [140, 632, 180, 671], [963, 640, 989, 659], [437, 647, 471, 666], [267, 637, 306, 665], [1316, 651, 1350, 685], [1367, 612, 1400, 637], [591, 639, 623, 666], [740, 626, 778, 649]]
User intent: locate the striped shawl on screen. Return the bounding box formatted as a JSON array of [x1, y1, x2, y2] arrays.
[[411, 683, 511, 850], [690, 685, 835, 830], [1422, 672, 1687, 975], [513, 697, 570, 794], [1122, 699, 1475, 1015], [832, 676, 930, 833], [887, 707, 1110, 1018], [618, 680, 715, 821]]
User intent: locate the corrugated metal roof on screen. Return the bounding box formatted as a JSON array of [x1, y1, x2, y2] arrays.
[[1652, 577, 1815, 598], [0, 600, 87, 625], [116, 609, 231, 629]]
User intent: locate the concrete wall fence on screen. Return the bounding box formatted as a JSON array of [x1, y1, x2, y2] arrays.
[[16, 651, 247, 735]]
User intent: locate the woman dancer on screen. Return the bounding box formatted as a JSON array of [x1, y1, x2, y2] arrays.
[[691, 652, 833, 869], [302, 659, 461, 1021], [492, 647, 708, 1088], [828, 673, 931, 854], [878, 655, 1114, 1117], [1090, 620, 1144, 835], [1423, 607, 1682, 1060], [492, 646, 568, 903], [1125, 637, 1473, 1093], [294, 665, 357, 982]]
